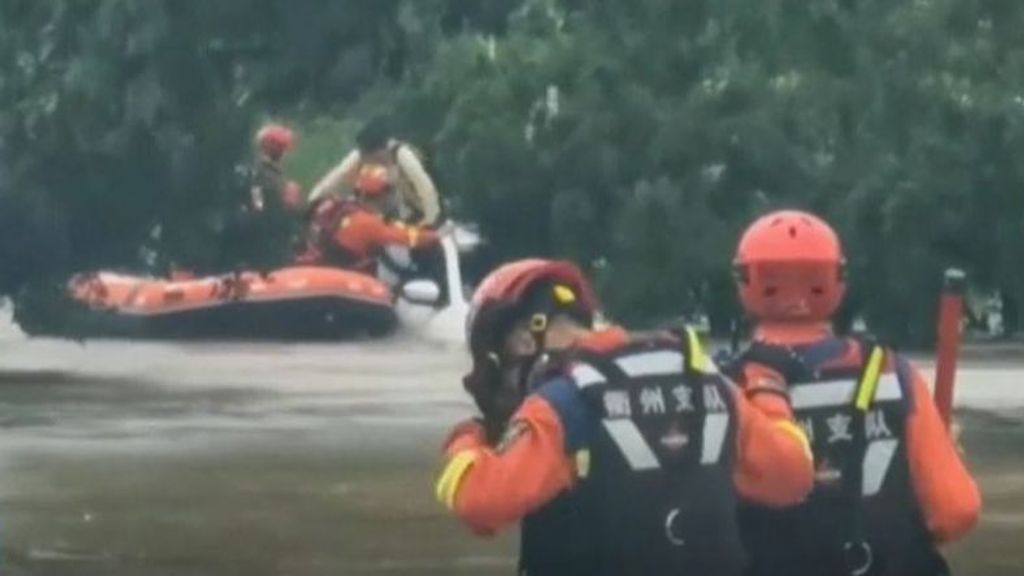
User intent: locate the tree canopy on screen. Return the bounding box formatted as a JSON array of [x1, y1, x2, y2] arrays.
[[1, 0, 1022, 345]]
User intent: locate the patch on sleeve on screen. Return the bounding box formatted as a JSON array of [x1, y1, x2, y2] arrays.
[[536, 377, 589, 453], [496, 420, 529, 454]]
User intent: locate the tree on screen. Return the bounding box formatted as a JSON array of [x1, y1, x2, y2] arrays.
[[2, 0, 1022, 345]]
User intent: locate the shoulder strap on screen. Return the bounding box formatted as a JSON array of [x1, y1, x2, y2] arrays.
[[852, 341, 886, 413], [840, 339, 886, 554], [564, 330, 689, 392], [676, 327, 715, 377], [727, 340, 810, 384]]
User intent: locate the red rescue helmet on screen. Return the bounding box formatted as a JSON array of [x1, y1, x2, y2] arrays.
[[467, 259, 599, 360], [256, 124, 295, 159], [355, 164, 390, 197], [733, 210, 846, 322]]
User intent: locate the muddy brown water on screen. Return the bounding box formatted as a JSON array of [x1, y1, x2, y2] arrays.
[[0, 329, 1021, 575]]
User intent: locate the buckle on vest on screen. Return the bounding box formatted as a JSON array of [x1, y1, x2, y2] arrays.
[[843, 540, 874, 576]]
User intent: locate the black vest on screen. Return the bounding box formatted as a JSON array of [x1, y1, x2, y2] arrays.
[[520, 332, 746, 576], [726, 337, 950, 576]]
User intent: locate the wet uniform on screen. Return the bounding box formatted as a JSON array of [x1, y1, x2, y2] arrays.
[[225, 158, 295, 271], [438, 328, 813, 576], [308, 141, 440, 227], [725, 333, 981, 576], [299, 199, 438, 272]]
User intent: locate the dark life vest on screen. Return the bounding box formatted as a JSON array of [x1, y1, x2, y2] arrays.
[[725, 337, 950, 576], [519, 331, 746, 576], [250, 158, 287, 214]]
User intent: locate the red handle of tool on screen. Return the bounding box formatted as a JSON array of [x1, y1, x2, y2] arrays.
[[934, 268, 966, 430]]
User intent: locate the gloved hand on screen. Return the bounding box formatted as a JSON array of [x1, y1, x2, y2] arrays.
[[442, 418, 488, 455], [462, 359, 506, 444], [462, 356, 525, 445]]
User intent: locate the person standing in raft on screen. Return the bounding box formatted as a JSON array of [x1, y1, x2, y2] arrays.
[[225, 123, 303, 274]]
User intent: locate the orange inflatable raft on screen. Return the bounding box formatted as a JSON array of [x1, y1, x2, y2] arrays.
[[64, 266, 396, 339]]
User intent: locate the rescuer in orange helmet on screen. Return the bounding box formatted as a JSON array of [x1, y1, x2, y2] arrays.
[[724, 210, 981, 576]]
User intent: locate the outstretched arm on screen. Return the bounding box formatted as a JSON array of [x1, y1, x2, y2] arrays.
[[309, 150, 360, 202], [396, 146, 440, 226]]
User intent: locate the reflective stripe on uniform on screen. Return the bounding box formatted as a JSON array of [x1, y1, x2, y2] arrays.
[[862, 438, 899, 496], [435, 451, 478, 510], [790, 374, 901, 410], [773, 419, 813, 461], [571, 363, 606, 389], [614, 350, 684, 378], [855, 346, 886, 412], [603, 419, 661, 470], [684, 328, 718, 374], [700, 413, 731, 465]]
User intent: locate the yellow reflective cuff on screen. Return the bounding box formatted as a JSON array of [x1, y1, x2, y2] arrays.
[[575, 449, 591, 479], [553, 284, 577, 304], [855, 346, 885, 412], [409, 228, 420, 248], [685, 328, 715, 374], [774, 420, 813, 461], [435, 451, 478, 510]]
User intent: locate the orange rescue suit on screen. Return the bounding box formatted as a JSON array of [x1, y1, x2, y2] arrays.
[[727, 323, 981, 576], [332, 207, 439, 263], [438, 328, 814, 536]]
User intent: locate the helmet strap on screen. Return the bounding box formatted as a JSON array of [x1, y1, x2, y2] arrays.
[[511, 312, 550, 395], [491, 282, 587, 397]]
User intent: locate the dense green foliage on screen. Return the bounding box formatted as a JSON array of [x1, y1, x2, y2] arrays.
[[1, 0, 1022, 344]]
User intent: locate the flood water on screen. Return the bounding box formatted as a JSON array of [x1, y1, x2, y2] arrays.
[[0, 317, 1021, 575]]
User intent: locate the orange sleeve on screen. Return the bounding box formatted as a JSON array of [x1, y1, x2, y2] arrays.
[[332, 213, 373, 258], [440, 397, 576, 534], [361, 213, 410, 248], [413, 227, 440, 249], [738, 363, 795, 421], [903, 360, 981, 542], [363, 216, 439, 250], [731, 383, 814, 508], [442, 419, 488, 457]]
